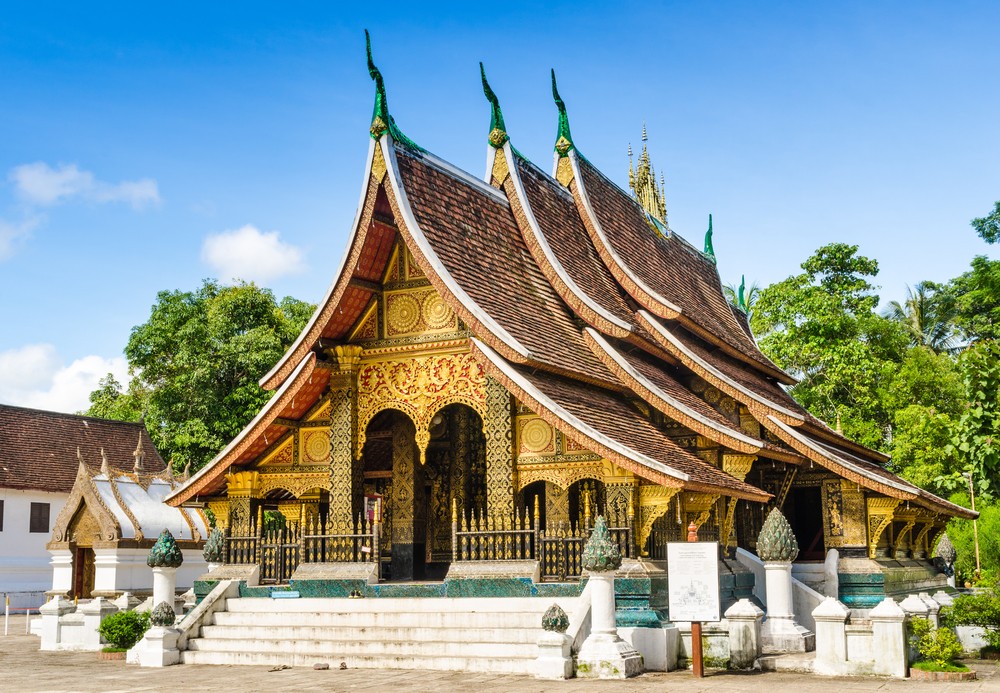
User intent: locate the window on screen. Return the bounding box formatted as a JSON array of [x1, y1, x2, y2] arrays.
[[29, 502, 50, 533]]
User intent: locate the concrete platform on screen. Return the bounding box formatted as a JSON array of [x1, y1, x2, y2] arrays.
[[3, 615, 1000, 692]]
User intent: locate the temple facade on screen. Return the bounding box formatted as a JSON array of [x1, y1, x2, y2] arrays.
[[165, 45, 973, 608]]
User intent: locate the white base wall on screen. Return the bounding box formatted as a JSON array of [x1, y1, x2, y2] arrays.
[[1, 489, 68, 607], [92, 548, 206, 594]]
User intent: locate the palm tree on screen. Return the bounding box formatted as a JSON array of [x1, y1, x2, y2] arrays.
[[724, 276, 761, 319], [882, 281, 961, 353]]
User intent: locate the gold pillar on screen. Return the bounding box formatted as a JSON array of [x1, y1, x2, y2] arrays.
[[483, 377, 514, 517], [721, 454, 756, 552], [866, 497, 901, 559], [226, 471, 261, 536], [329, 344, 362, 528]]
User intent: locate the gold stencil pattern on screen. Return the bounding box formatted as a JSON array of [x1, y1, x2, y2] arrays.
[[356, 352, 487, 465]]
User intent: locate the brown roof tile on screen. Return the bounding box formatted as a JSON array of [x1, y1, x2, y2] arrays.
[[513, 156, 637, 329], [0, 404, 164, 494], [393, 145, 616, 384], [577, 159, 788, 380]]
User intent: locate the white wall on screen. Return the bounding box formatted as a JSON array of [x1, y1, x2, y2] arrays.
[[0, 489, 67, 608]]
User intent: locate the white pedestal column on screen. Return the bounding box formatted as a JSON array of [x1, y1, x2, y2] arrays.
[[48, 550, 74, 597], [725, 599, 764, 669], [152, 566, 178, 614], [129, 626, 181, 667], [761, 561, 813, 652], [576, 571, 643, 679], [39, 596, 75, 651]]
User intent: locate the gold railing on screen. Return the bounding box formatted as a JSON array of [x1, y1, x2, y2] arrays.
[[301, 513, 380, 573], [450, 498, 634, 582], [224, 510, 380, 584], [451, 499, 537, 562]]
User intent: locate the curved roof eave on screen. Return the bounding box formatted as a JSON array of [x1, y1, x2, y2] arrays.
[[637, 310, 805, 424], [502, 145, 633, 338], [584, 327, 763, 454], [471, 337, 770, 503], [471, 337, 687, 484], [380, 136, 535, 365], [568, 152, 684, 318], [166, 352, 317, 506], [764, 414, 917, 499]]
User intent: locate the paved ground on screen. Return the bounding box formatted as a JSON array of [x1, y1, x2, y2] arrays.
[[3, 615, 998, 692]]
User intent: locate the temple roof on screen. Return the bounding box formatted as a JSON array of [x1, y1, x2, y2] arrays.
[[0, 404, 164, 494], [167, 50, 972, 521]]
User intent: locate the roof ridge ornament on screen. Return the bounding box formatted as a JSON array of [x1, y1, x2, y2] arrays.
[[551, 69, 574, 157], [480, 63, 508, 148], [738, 274, 747, 312], [627, 123, 668, 227], [704, 213, 716, 262], [365, 29, 389, 139]]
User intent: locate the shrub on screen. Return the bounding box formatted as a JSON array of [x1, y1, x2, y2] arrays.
[[947, 580, 1000, 650], [98, 610, 150, 650], [909, 617, 964, 668]]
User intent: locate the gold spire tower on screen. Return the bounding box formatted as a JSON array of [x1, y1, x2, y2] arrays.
[[627, 124, 668, 228]]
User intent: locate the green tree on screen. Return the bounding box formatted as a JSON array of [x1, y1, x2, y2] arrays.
[[950, 256, 1000, 343], [751, 243, 908, 449], [882, 282, 959, 354], [882, 346, 963, 493], [946, 493, 1000, 583], [87, 280, 313, 472], [972, 200, 1000, 244], [938, 341, 1000, 501], [723, 278, 761, 319], [84, 373, 148, 422]]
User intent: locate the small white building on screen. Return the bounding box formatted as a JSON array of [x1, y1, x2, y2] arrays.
[[0, 404, 191, 608], [47, 442, 209, 600]]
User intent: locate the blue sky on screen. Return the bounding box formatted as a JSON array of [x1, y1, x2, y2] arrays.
[[1, 2, 998, 412]]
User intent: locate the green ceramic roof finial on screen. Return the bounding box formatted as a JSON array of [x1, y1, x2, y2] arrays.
[[542, 603, 570, 633], [581, 516, 622, 572], [704, 213, 716, 262], [756, 507, 799, 562], [149, 601, 176, 627], [738, 274, 747, 312], [480, 63, 508, 148], [203, 527, 224, 563], [366, 30, 389, 140], [551, 69, 574, 157], [147, 528, 184, 568]]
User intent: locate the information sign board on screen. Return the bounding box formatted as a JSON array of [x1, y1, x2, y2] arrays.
[[667, 541, 721, 622]]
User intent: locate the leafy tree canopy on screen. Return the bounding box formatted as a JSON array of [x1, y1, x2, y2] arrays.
[[972, 200, 1000, 244], [86, 280, 313, 473], [950, 256, 1000, 343], [751, 243, 907, 449]]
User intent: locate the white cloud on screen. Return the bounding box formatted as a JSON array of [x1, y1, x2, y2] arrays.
[[201, 224, 306, 283], [0, 344, 127, 414], [0, 215, 42, 260], [9, 162, 160, 209]]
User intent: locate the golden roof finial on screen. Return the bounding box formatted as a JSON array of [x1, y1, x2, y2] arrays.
[[628, 123, 668, 228]]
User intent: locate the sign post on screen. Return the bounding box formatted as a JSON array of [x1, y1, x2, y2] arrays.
[[667, 523, 720, 678]]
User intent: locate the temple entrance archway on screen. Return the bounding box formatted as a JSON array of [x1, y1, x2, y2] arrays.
[[360, 403, 488, 581]]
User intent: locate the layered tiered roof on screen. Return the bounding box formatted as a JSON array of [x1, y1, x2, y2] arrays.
[[167, 39, 974, 520]]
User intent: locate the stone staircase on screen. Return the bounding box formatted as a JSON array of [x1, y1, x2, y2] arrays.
[[181, 596, 580, 673]]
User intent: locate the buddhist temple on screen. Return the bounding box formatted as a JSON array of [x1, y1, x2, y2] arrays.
[[164, 36, 973, 616], [47, 436, 208, 600]]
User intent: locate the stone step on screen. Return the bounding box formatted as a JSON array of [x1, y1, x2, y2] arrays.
[[187, 636, 537, 658], [223, 596, 574, 614], [180, 648, 535, 673], [759, 651, 816, 673], [198, 623, 541, 644], [211, 609, 546, 629]]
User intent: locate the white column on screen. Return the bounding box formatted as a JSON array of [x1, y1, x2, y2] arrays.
[[761, 560, 813, 652], [811, 597, 849, 676], [152, 566, 178, 614], [869, 598, 907, 678], [725, 599, 764, 669], [576, 571, 643, 679], [48, 550, 74, 597], [80, 597, 117, 650]]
